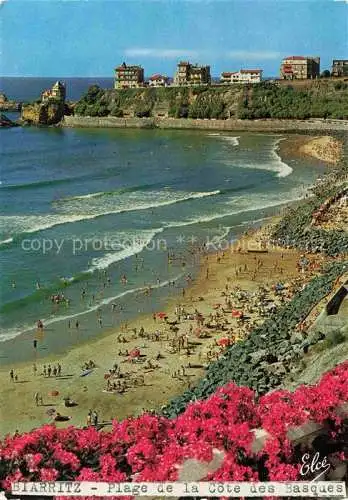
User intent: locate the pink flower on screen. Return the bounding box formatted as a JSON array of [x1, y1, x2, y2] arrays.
[[40, 467, 59, 481]]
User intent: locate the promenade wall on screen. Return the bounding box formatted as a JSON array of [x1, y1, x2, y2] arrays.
[[62, 115, 348, 133]]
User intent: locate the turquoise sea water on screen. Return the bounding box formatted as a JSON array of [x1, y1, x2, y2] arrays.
[[0, 125, 326, 364]]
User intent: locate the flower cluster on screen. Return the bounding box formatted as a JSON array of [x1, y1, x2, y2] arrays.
[[0, 362, 347, 493]]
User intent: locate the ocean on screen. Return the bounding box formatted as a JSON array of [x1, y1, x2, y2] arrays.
[[0, 80, 327, 365], [0, 77, 115, 102]]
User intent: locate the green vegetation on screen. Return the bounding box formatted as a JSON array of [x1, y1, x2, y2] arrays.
[[238, 81, 348, 120], [73, 80, 348, 120]]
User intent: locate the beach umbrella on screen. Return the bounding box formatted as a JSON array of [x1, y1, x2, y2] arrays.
[[129, 348, 140, 358], [232, 310, 243, 318], [157, 312, 168, 319], [218, 337, 231, 347], [50, 390, 59, 397]]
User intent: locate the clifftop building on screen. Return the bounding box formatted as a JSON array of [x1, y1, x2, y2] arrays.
[[114, 63, 144, 89], [41, 81, 66, 102], [280, 56, 320, 80], [332, 60, 348, 77], [148, 74, 169, 87], [221, 69, 262, 84], [174, 61, 211, 86]]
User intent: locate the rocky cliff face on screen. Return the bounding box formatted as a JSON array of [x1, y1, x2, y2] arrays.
[[73, 80, 348, 120], [21, 100, 65, 125]]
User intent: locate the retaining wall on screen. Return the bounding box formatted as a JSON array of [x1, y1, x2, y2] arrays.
[[62, 115, 348, 133]]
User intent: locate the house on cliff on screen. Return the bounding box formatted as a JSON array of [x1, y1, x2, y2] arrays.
[[41, 81, 66, 102]]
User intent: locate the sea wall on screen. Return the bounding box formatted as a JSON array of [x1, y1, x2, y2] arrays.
[[62, 115, 348, 133]]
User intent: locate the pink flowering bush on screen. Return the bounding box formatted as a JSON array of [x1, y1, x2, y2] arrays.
[[0, 361, 347, 491]]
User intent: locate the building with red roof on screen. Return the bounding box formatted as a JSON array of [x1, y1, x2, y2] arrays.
[[174, 61, 211, 86], [280, 56, 320, 80], [148, 74, 169, 87], [114, 62, 144, 89]]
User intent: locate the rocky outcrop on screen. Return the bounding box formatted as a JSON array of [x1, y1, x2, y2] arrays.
[[21, 100, 65, 125], [0, 92, 21, 111], [0, 113, 18, 127]]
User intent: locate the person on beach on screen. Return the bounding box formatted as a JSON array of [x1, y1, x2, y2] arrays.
[[86, 410, 92, 426], [34, 392, 39, 406], [47, 365, 52, 377], [9, 369, 14, 382], [57, 363, 62, 376], [92, 410, 98, 427], [75, 320, 79, 329], [98, 317, 103, 328], [43, 365, 47, 377], [33, 363, 37, 376]]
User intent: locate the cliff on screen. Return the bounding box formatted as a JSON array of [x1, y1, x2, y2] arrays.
[[73, 80, 348, 121], [21, 100, 66, 125]]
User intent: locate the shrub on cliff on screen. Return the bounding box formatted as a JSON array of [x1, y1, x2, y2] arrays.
[[109, 106, 123, 117]]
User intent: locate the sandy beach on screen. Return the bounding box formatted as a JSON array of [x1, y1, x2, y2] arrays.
[[279, 134, 343, 165], [0, 133, 344, 437]]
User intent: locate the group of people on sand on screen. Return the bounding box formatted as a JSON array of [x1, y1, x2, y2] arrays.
[[42, 363, 62, 377], [82, 360, 96, 371], [86, 409, 99, 427]]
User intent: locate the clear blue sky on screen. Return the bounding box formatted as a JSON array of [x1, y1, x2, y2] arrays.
[[1, 0, 347, 77]]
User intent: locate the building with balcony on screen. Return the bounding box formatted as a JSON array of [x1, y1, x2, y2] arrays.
[[221, 69, 262, 84], [114, 63, 144, 89], [148, 74, 169, 87], [174, 61, 211, 86], [331, 60, 348, 77], [280, 56, 320, 80], [41, 81, 66, 102]]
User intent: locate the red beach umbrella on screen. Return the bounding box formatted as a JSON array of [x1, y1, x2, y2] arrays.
[[218, 338, 231, 347], [129, 348, 140, 358], [157, 312, 168, 319], [232, 310, 243, 318]]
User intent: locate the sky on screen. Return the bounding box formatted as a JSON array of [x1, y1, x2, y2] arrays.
[[0, 0, 347, 77]]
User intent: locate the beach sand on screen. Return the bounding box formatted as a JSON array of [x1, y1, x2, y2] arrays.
[[0, 133, 343, 436], [279, 134, 343, 165], [0, 222, 334, 436]]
